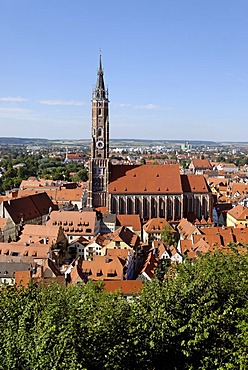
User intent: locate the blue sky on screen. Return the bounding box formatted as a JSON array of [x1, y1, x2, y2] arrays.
[[0, 0, 247, 141]]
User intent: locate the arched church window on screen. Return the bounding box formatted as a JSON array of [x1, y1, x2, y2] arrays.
[[98, 128, 102, 137]]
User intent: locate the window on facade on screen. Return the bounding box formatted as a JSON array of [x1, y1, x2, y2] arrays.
[[175, 197, 181, 219], [151, 197, 156, 218], [107, 271, 117, 277], [143, 197, 148, 218], [112, 197, 117, 214], [188, 197, 194, 212], [127, 198, 133, 214], [135, 198, 140, 214], [120, 198, 125, 214], [167, 197, 172, 219], [196, 197, 201, 219]]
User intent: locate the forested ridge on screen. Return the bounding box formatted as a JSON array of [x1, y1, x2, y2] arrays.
[[0, 251, 247, 370]]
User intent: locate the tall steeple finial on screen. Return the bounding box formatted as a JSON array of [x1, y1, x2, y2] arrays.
[[93, 51, 108, 100], [99, 49, 103, 75]]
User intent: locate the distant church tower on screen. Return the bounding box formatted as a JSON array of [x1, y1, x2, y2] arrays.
[[87, 54, 110, 208]]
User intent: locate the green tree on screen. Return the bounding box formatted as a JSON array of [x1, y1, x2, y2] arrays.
[[161, 224, 179, 247], [0, 251, 247, 369], [72, 168, 88, 182]]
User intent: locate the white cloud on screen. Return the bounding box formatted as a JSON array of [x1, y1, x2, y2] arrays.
[[118, 103, 132, 108], [0, 96, 28, 102], [0, 107, 37, 121], [39, 99, 84, 106], [134, 103, 161, 110], [114, 102, 173, 111]]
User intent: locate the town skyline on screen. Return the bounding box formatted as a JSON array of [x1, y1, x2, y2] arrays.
[[0, 0, 247, 141]]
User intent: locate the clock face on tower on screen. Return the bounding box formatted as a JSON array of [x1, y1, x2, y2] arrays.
[[96, 140, 104, 149]]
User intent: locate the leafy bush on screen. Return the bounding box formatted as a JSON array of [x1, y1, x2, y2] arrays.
[[0, 251, 247, 370]]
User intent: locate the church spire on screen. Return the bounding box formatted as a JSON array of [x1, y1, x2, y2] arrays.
[[93, 52, 108, 100]]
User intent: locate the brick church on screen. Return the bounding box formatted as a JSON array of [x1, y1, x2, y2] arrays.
[[87, 55, 213, 221]]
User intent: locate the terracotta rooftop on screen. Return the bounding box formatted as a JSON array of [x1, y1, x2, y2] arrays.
[[81, 255, 126, 281], [3, 192, 57, 224], [231, 183, 248, 196], [0, 218, 7, 230], [193, 226, 248, 247], [177, 218, 199, 239], [109, 164, 182, 194], [180, 239, 193, 254], [181, 174, 210, 193], [208, 177, 228, 187], [15, 270, 32, 287], [116, 214, 142, 232], [18, 224, 62, 245], [103, 280, 143, 295], [107, 226, 140, 249], [46, 210, 98, 236], [153, 240, 170, 259], [143, 218, 174, 234], [228, 204, 248, 220], [87, 234, 109, 247], [104, 248, 130, 261], [0, 242, 51, 259], [140, 251, 158, 279], [17, 187, 84, 203], [192, 159, 212, 169], [20, 177, 55, 189], [66, 153, 82, 160]]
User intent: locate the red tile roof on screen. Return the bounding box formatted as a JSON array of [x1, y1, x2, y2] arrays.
[[108, 226, 140, 248], [143, 218, 174, 234], [181, 174, 210, 193], [140, 252, 158, 279], [0, 218, 7, 230], [103, 280, 143, 295], [80, 255, 126, 281], [0, 242, 51, 259], [15, 270, 31, 288], [19, 224, 62, 245], [231, 183, 248, 196], [3, 193, 57, 224], [228, 204, 248, 220], [192, 159, 212, 169], [116, 214, 142, 232], [109, 164, 182, 194], [46, 210, 98, 236]]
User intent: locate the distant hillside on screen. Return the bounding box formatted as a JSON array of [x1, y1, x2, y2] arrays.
[[0, 137, 247, 148]]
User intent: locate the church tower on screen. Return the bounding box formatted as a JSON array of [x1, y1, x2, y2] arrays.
[[87, 54, 110, 208]]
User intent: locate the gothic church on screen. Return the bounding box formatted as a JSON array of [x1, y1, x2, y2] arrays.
[[88, 56, 213, 222]]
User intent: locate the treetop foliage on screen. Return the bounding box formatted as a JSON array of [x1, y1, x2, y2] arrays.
[[0, 251, 247, 370]]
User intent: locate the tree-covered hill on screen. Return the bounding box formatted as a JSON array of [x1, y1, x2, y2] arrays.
[[0, 250, 247, 370]]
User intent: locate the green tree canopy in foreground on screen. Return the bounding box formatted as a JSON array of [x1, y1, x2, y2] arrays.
[[0, 250, 247, 370]]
